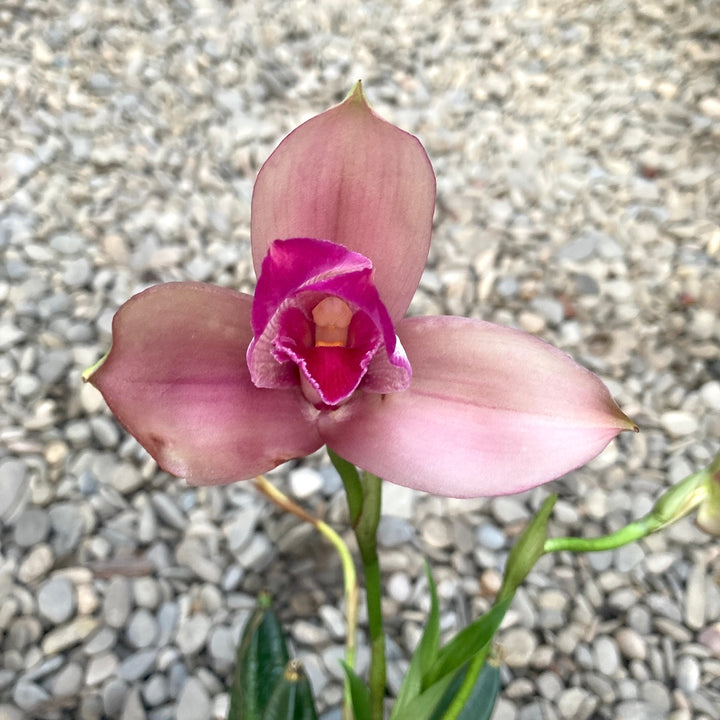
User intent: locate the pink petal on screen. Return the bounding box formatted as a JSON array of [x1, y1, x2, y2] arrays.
[[87, 282, 322, 484], [251, 83, 436, 322], [320, 316, 636, 497], [247, 238, 410, 406]]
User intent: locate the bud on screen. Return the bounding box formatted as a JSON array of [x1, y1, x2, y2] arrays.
[[696, 451, 720, 536]]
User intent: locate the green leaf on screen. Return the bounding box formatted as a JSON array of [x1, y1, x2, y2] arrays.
[[427, 662, 500, 720], [498, 494, 556, 604], [328, 448, 363, 526], [389, 564, 440, 719], [391, 669, 457, 720], [262, 660, 319, 720], [340, 662, 372, 720], [228, 593, 291, 720], [423, 598, 509, 689]]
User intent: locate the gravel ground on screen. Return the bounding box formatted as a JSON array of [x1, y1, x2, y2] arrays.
[[1, 1, 720, 719]]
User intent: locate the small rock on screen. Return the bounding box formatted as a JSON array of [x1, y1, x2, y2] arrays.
[[660, 411, 698, 438], [42, 617, 99, 655], [38, 576, 76, 624], [593, 635, 620, 676], [176, 677, 211, 720], [177, 614, 211, 656], [85, 652, 118, 685], [12, 682, 50, 712], [377, 516, 415, 547], [615, 627, 646, 660], [289, 467, 324, 499], [0, 460, 28, 522], [13, 508, 50, 547], [421, 516, 453, 549], [126, 609, 159, 649], [103, 577, 132, 629], [118, 650, 158, 682], [387, 573, 412, 604], [501, 627, 537, 668], [120, 687, 147, 720], [676, 655, 700, 694]]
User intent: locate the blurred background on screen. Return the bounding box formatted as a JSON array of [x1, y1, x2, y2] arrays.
[[1, 0, 719, 718]]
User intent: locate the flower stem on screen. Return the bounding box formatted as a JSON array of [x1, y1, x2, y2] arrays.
[[351, 472, 385, 720], [544, 468, 709, 554], [252, 475, 358, 720]]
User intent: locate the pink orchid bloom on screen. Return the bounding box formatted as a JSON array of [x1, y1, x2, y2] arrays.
[[85, 84, 636, 497]]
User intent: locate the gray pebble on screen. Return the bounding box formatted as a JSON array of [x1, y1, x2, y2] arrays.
[[593, 636, 621, 677], [85, 652, 118, 685], [52, 662, 83, 697], [103, 577, 132, 629], [177, 614, 210, 656], [476, 522, 506, 550], [38, 576, 76, 625], [120, 687, 147, 720], [12, 682, 50, 712], [13, 508, 50, 547], [118, 650, 157, 682], [676, 655, 700, 694], [377, 516, 415, 547], [289, 466, 324, 499], [126, 609, 159, 649], [176, 677, 211, 720], [0, 460, 28, 522], [103, 677, 129, 717], [208, 626, 235, 665], [142, 674, 169, 707]]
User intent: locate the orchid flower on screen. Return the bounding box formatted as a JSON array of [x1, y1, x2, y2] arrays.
[[85, 83, 635, 497]]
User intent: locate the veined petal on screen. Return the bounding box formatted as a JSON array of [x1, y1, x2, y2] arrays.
[[320, 316, 636, 498], [251, 83, 436, 322], [86, 282, 322, 484]]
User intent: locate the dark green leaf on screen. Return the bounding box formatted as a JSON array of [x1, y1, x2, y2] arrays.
[[389, 564, 440, 719], [228, 593, 291, 720], [340, 662, 372, 720], [427, 661, 500, 720], [262, 660, 319, 720]]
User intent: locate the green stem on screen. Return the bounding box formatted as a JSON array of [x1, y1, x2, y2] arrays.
[[544, 469, 709, 555], [354, 472, 385, 720]]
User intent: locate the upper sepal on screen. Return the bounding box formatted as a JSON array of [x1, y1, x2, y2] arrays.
[[251, 82, 436, 322]]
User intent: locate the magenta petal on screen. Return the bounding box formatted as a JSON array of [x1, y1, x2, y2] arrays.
[[87, 282, 322, 484], [251, 83, 436, 322], [247, 238, 411, 404], [320, 316, 636, 498]]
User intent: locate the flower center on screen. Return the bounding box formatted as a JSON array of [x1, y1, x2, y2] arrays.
[[312, 296, 353, 348]]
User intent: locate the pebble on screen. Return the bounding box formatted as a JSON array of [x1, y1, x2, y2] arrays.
[[0, 460, 28, 522], [501, 628, 537, 668], [593, 636, 621, 677], [85, 652, 119, 685], [176, 614, 211, 656], [660, 411, 699, 438], [103, 578, 132, 629], [37, 577, 76, 625], [126, 609, 159, 649], [118, 650, 158, 682], [176, 677, 211, 720], [120, 688, 147, 720], [13, 508, 50, 547], [615, 628, 647, 661], [289, 467, 324, 499]]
